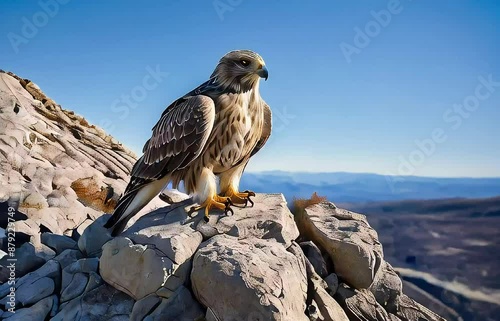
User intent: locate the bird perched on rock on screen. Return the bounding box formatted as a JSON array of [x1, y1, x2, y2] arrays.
[[104, 50, 272, 236]]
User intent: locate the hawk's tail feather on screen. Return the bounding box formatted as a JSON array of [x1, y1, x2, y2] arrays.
[[104, 176, 170, 236], [103, 188, 139, 232], [109, 215, 132, 237]]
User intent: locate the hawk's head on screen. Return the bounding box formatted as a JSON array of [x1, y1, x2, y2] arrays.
[[211, 50, 268, 93]]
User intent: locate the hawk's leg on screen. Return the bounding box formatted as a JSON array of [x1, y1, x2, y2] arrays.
[[191, 195, 233, 222], [219, 163, 256, 207]]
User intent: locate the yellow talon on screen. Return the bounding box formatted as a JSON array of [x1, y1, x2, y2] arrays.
[[191, 195, 233, 222], [223, 188, 256, 207]]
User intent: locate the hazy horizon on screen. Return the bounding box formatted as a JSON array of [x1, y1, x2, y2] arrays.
[[239, 171, 500, 203], [245, 169, 500, 179]]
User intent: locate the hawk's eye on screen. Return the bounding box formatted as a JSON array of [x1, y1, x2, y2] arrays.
[[240, 59, 250, 67]]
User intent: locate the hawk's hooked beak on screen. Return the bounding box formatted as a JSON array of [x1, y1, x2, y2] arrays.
[[257, 65, 269, 81]]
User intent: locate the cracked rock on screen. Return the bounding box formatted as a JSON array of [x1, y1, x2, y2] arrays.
[[100, 236, 190, 300]]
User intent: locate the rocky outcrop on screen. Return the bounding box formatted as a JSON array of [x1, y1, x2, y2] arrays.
[[0, 71, 447, 320], [295, 202, 384, 289], [0, 192, 447, 321], [0, 71, 166, 283], [0, 72, 126, 221], [295, 202, 446, 321], [0, 71, 164, 238]]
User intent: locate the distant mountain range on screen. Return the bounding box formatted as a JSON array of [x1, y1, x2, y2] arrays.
[[240, 171, 500, 203]]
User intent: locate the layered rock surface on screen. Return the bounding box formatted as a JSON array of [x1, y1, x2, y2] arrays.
[[0, 72, 447, 320], [0, 71, 165, 235], [0, 71, 165, 281]]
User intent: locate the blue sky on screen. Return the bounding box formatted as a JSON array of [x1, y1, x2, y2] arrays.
[[1, 0, 499, 177]]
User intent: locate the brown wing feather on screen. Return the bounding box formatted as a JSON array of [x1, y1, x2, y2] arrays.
[[125, 95, 215, 194]]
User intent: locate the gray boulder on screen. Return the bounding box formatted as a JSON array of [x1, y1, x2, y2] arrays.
[[99, 236, 190, 300], [201, 193, 299, 247], [122, 203, 203, 265], [41, 233, 78, 254], [296, 202, 383, 289], [60, 258, 100, 303], [191, 234, 309, 321], [77, 214, 113, 257]]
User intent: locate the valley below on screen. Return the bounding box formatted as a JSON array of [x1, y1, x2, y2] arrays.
[[344, 196, 500, 321]]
